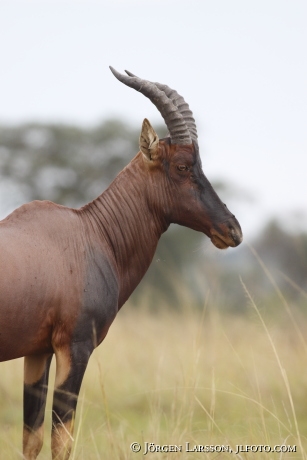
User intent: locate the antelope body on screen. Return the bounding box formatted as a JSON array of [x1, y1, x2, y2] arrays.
[[0, 68, 242, 459]]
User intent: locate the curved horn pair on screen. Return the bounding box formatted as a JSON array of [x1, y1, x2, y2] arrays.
[[109, 66, 198, 146]]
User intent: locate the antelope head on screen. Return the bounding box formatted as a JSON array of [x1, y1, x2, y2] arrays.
[[110, 67, 243, 249]]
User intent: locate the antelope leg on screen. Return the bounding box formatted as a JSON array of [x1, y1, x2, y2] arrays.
[[23, 353, 53, 460]]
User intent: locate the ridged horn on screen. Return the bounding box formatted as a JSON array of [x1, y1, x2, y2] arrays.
[[125, 69, 198, 144], [109, 66, 192, 145]]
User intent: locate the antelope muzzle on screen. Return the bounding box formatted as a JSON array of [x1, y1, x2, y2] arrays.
[[210, 216, 243, 249]]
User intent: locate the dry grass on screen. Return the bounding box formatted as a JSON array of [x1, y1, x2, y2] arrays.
[[1, 274, 307, 459]]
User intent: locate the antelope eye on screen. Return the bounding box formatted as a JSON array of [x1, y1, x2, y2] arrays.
[[177, 164, 188, 172]]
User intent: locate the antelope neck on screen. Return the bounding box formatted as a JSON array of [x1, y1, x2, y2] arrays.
[[82, 156, 169, 306]]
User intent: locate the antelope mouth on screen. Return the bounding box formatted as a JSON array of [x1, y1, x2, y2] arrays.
[[210, 225, 243, 249], [210, 234, 231, 249]]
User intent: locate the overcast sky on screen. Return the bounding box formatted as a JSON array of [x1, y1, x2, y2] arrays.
[[0, 0, 306, 239]]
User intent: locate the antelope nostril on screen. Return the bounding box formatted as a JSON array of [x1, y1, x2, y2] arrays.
[[228, 224, 243, 245], [232, 229, 243, 245]]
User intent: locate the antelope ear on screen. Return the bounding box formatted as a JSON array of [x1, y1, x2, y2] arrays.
[[139, 118, 159, 161]]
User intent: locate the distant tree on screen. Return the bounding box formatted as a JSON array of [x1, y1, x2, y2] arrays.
[[214, 219, 307, 313], [0, 120, 205, 308], [0, 120, 142, 208], [1, 119, 266, 312], [254, 220, 307, 297]]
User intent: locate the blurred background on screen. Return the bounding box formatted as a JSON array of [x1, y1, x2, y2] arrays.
[[0, 1, 307, 458], [0, 0, 306, 311]]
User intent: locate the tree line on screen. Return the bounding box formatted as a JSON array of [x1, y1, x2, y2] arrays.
[[0, 120, 306, 313]]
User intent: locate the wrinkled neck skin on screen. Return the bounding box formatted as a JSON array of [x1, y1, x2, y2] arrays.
[[81, 152, 169, 308], [80, 140, 242, 309]]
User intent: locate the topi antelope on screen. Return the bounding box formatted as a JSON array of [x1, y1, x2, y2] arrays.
[[0, 67, 243, 459]]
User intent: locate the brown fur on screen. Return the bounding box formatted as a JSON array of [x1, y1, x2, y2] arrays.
[[0, 119, 242, 460]]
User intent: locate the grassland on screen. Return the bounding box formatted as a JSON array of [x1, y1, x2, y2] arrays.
[[0, 279, 306, 459]]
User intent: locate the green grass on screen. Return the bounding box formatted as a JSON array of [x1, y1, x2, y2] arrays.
[[1, 279, 307, 459]]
